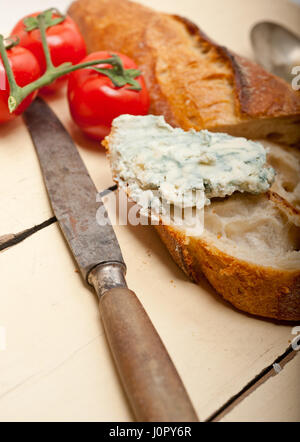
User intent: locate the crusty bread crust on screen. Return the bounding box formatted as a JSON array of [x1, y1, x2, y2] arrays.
[[156, 224, 300, 321], [76, 0, 300, 320], [68, 0, 300, 147], [155, 192, 300, 322], [175, 16, 300, 120], [104, 122, 300, 321]]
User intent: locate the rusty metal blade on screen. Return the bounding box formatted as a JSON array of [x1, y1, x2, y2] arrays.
[[24, 97, 124, 282]]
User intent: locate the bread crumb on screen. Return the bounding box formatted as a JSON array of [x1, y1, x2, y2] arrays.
[[281, 287, 290, 294]]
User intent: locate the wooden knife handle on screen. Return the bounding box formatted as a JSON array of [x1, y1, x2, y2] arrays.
[[89, 263, 198, 422], [99, 287, 198, 422]]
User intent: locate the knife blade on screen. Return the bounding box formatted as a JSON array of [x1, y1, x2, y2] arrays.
[[23, 97, 198, 422]]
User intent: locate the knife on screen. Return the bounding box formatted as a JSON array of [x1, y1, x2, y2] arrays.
[[23, 97, 198, 422]]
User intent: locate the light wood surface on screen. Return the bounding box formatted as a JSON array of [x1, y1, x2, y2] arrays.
[[221, 354, 300, 422], [99, 286, 198, 421], [0, 0, 299, 422]]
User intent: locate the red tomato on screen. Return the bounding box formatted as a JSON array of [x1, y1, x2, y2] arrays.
[[11, 12, 86, 93], [0, 46, 40, 124], [67, 51, 150, 140]]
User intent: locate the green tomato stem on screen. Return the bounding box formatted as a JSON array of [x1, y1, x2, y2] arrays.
[[0, 34, 22, 113], [0, 9, 142, 114], [37, 13, 55, 70], [18, 56, 121, 103]]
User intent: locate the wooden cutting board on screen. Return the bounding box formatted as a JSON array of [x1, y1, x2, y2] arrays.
[[0, 0, 299, 422]]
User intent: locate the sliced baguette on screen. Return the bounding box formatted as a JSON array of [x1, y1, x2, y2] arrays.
[[265, 141, 300, 210], [104, 121, 300, 321], [68, 0, 300, 147], [155, 191, 300, 321]]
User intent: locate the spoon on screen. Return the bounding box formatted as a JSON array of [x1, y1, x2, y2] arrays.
[[250, 21, 300, 84]]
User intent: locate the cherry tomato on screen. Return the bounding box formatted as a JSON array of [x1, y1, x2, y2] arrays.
[[11, 12, 86, 93], [67, 51, 150, 140], [0, 46, 40, 124]]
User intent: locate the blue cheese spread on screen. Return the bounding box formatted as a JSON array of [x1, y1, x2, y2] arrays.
[[107, 114, 275, 213]]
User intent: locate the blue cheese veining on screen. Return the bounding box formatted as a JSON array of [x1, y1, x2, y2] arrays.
[[106, 114, 275, 214]]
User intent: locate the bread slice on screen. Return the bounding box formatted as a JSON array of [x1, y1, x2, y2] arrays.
[[156, 192, 300, 321], [68, 0, 300, 147], [265, 141, 300, 210], [104, 116, 300, 321]]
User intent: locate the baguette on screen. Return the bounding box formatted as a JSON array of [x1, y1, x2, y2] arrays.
[[155, 191, 300, 321], [265, 141, 300, 210], [104, 116, 300, 321], [68, 0, 300, 147], [69, 0, 300, 320]]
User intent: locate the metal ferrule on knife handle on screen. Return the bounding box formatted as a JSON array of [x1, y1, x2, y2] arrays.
[[88, 262, 128, 297], [24, 98, 199, 422], [90, 262, 198, 422]]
